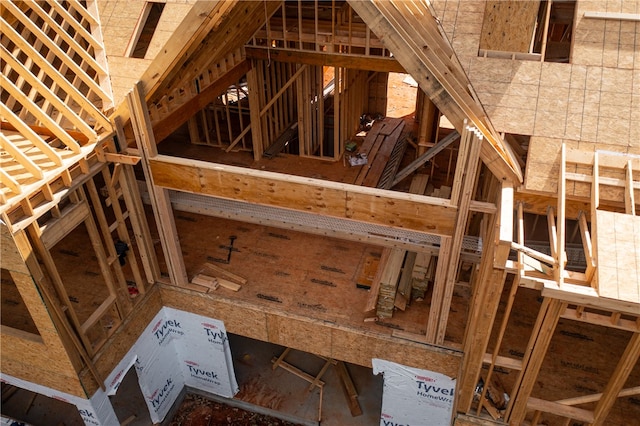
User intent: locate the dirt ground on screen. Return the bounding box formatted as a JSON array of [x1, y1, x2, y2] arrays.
[[169, 394, 301, 426]]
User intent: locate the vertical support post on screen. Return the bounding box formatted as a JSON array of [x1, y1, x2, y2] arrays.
[[425, 236, 451, 343], [506, 298, 567, 424], [127, 81, 188, 286], [625, 160, 635, 215], [436, 127, 483, 344], [247, 61, 264, 160], [556, 143, 566, 287], [456, 180, 508, 413], [590, 332, 640, 426]]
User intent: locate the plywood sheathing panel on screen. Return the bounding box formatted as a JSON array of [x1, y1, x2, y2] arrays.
[[479, 1, 540, 53], [1, 227, 86, 397], [595, 210, 640, 305], [159, 285, 462, 378], [572, 0, 639, 69]]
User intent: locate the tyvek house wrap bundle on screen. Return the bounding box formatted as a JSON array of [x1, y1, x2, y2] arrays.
[[373, 358, 456, 426], [105, 307, 238, 424]]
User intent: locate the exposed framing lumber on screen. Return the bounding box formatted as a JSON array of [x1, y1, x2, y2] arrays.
[[527, 397, 594, 423], [0, 17, 110, 131], [556, 144, 567, 287], [556, 386, 640, 406], [0, 103, 62, 166], [436, 127, 483, 344], [245, 46, 405, 73], [149, 155, 458, 237], [127, 82, 188, 286], [0, 133, 42, 179], [0, 73, 81, 153], [12, 228, 105, 389], [494, 181, 514, 268], [348, 0, 522, 183], [506, 298, 567, 423], [152, 60, 251, 143], [0, 45, 97, 140], [590, 332, 640, 425], [625, 160, 636, 215], [115, 136, 161, 284], [578, 211, 596, 283], [391, 130, 460, 188], [456, 198, 508, 412], [2, 2, 110, 102]]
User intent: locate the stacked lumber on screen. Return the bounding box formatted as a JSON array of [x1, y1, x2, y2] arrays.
[[354, 118, 406, 187], [411, 252, 434, 301], [375, 249, 405, 318], [188, 263, 247, 293]]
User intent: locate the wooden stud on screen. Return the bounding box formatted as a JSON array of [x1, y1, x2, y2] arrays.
[[625, 160, 636, 215], [127, 82, 188, 286], [506, 298, 567, 423], [557, 144, 567, 287], [591, 332, 640, 425]]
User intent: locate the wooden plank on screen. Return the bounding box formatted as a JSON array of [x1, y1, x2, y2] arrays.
[[362, 122, 405, 188], [0, 167, 22, 195], [526, 397, 594, 423], [426, 236, 451, 343], [556, 386, 640, 406], [494, 181, 513, 268], [0, 16, 110, 131], [578, 211, 596, 283], [437, 130, 483, 344], [128, 82, 188, 286], [149, 156, 457, 237], [0, 74, 81, 152], [40, 201, 90, 250], [191, 274, 220, 291], [392, 131, 459, 187], [335, 361, 363, 417], [365, 248, 390, 312], [0, 45, 97, 140], [625, 161, 636, 215], [506, 299, 567, 424], [203, 262, 248, 285], [152, 60, 251, 143]]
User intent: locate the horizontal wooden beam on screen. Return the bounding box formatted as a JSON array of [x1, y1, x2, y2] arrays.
[[542, 281, 640, 316], [1, 121, 89, 144], [149, 155, 457, 236], [152, 60, 251, 143], [527, 397, 594, 423], [245, 46, 406, 73]]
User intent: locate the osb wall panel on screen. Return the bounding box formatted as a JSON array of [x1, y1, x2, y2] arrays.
[[434, 0, 639, 168], [573, 0, 639, 69], [159, 286, 462, 378], [1, 336, 85, 396], [1, 225, 29, 274], [1, 272, 85, 397], [98, 1, 194, 106], [479, 1, 540, 53], [524, 136, 640, 205]]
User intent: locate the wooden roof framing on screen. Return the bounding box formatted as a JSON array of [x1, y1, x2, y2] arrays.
[[111, 0, 522, 185], [349, 0, 523, 183], [0, 1, 113, 214]]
